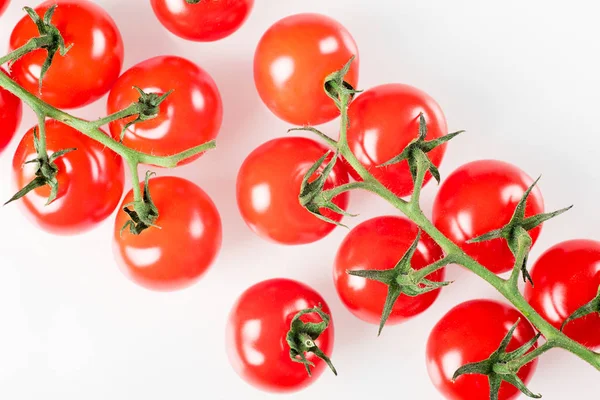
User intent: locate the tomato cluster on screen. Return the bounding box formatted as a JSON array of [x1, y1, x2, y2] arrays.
[[1, 2, 598, 399]]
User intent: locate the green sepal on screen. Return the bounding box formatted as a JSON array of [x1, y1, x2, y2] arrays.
[[120, 171, 160, 236], [453, 319, 541, 400], [323, 56, 361, 111], [467, 176, 572, 285], [347, 230, 452, 335], [120, 87, 173, 141], [23, 5, 73, 93], [379, 113, 464, 184], [561, 285, 600, 331], [286, 305, 337, 377]]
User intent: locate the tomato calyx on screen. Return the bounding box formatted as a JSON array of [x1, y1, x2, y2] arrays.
[[323, 56, 360, 112], [119, 87, 173, 141], [286, 305, 337, 377], [453, 319, 541, 400], [185, 0, 201, 4], [561, 286, 600, 332], [5, 127, 76, 206], [379, 113, 463, 185], [19, 5, 73, 93], [120, 171, 160, 236], [347, 230, 453, 335], [467, 176, 572, 285]]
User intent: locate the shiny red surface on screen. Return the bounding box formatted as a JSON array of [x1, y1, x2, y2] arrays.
[[254, 13, 359, 125], [236, 137, 350, 245], [9, 0, 124, 109], [334, 216, 445, 325], [226, 278, 334, 393], [0, 0, 9, 16], [107, 56, 222, 166], [12, 121, 124, 235], [113, 176, 222, 292], [525, 239, 600, 349], [0, 69, 22, 153], [151, 0, 254, 42], [433, 160, 544, 274], [426, 300, 538, 400], [347, 83, 448, 197]]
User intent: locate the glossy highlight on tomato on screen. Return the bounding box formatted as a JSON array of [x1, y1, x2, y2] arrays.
[[347, 83, 448, 197], [426, 300, 538, 400], [0, 69, 22, 153], [525, 239, 600, 349], [226, 278, 334, 393], [107, 56, 222, 166], [433, 160, 544, 274], [254, 13, 359, 125], [334, 216, 444, 325], [236, 137, 350, 245], [151, 0, 254, 42], [12, 121, 124, 235], [113, 176, 222, 291], [9, 0, 124, 109]]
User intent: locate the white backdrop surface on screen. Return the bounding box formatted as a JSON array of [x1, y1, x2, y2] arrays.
[[1, 1, 600, 399]]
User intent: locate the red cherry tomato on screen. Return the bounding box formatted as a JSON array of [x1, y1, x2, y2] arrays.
[[426, 300, 538, 400], [236, 137, 349, 245], [346, 83, 448, 197], [525, 240, 600, 349], [113, 176, 222, 291], [0, 69, 22, 153], [151, 0, 254, 42], [334, 216, 444, 325], [254, 13, 359, 125], [107, 56, 222, 166], [12, 121, 124, 235], [0, 0, 9, 16], [9, 0, 124, 109], [227, 278, 334, 393], [433, 160, 544, 274]]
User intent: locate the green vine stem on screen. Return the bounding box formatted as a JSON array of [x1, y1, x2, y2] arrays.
[[316, 61, 600, 372]]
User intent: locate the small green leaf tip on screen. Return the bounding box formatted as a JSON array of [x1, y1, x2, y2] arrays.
[[286, 305, 337, 377], [120, 87, 174, 141], [561, 285, 600, 331], [453, 319, 542, 400], [23, 5, 73, 94], [466, 176, 572, 286], [347, 231, 453, 335], [379, 113, 464, 185], [120, 171, 160, 236]]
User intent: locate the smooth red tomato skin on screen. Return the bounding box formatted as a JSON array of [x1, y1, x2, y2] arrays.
[[107, 56, 222, 166], [525, 240, 600, 349], [236, 137, 350, 245], [227, 278, 334, 393], [254, 13, 359, 126], [113, 177, 222, 291], [151, 0, 254, 42], [12, 121, 124, 235], [334, 216, 445, 325], [0, 70, 22, 153], [347, 84, 448, 197], [0, 0, 9, 16], [9, 0, 124, 109], [433, 160, 544, 274], [426, 300, 538, 400]]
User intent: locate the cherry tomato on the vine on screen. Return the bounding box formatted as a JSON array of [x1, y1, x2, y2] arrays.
[[9, 0, 124, 109], [0, 69, 22, 153], [113, 176, 222, 292], [346, 83, 448, 197], [107, 56, 222, 166], [426, 300, 538, 400], [525, 240, 600, 349], [151, 0, 254, 42], [433, 160, 544, 274], [227, 278, 334, 393], [236, 137, 350, 245], [334, 216, 444, 325], [12, 121, 124, 235], [254, 13, 359, 126]]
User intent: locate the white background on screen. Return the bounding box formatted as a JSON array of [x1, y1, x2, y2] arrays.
[[1, 0, 599, 399]]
